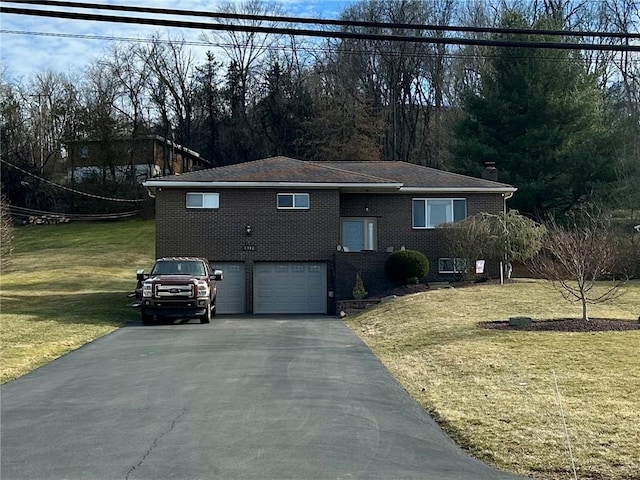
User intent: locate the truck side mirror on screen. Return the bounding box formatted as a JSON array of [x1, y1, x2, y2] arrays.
[[212, 269, 223, 281], [136, 269, 148, 281]]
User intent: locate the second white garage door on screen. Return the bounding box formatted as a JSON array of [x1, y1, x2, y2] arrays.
[[254, 263, 327, 314]]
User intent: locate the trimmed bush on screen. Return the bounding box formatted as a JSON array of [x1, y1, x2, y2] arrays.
[[384, 250, 429, 285]]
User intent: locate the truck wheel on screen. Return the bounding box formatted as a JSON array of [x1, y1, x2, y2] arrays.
[[211, 298, 216, 318], [141, 311, 154, 325], [200, 305, 211, 324]]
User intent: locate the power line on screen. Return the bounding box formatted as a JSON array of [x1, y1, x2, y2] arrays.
[[1, 5, 639, 52], [6, 0, 639, 40], [6, 28, 636, 64], [8, 204, 142, 221]]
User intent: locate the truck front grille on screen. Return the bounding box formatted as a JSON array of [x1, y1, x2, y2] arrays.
[[155, 284, 194, 298]]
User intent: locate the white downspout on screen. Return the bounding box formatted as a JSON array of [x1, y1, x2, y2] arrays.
[[500, 192, 515, 284]]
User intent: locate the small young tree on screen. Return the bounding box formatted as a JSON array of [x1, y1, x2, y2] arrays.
[[528, 212, 626, 321], [444, 213, 494, 279], [352, 272, 367, 300], [1, 193, 15, 271], [444, 211, 545, 280]]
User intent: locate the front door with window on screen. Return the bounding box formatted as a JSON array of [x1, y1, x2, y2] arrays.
[[341, 218, 377, 252]]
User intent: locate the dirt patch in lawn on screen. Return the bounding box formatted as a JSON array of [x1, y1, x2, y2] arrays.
[[481, 317, 640, 332]]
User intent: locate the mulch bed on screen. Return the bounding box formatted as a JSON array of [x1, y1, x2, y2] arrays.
[[481, 318, 640, 332]]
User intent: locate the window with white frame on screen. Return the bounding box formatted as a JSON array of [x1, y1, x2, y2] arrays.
[[277, 193, 309, 209], [412, 198, 467, 228], [438, 258, 467, 274], [186, 192, 219, 209]]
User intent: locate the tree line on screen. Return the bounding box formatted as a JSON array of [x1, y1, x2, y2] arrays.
[[1, 0, 638, 219]]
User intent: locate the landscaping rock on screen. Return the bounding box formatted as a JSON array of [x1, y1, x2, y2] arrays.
[[381, 295, 397, 303], [508, 316, 533, 327]]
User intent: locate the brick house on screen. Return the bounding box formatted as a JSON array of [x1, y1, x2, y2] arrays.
[[143, 156, 516, 315]]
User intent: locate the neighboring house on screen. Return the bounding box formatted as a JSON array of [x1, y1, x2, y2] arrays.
[[65, 135, 209, 183], [143, 156, 516, 315]]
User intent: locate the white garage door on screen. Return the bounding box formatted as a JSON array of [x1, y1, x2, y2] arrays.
[[254, 263, 327, 314], [211, 263, 245, 314]]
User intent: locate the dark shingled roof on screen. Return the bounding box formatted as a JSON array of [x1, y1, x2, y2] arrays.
[[146, 156, 514, 191], [317, 161, 513, 189]]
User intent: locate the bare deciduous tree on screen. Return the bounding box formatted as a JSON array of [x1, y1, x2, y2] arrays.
[[528, 212, 627, 321], [146, 35, 198, 148], [0, 192, 14, 271]]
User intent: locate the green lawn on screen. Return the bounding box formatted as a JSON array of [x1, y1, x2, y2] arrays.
[[345, 280, 640, 480], [0, 219, 155, 383]]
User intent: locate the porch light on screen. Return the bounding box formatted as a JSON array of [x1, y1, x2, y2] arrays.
[[245, 225, 252, 236]]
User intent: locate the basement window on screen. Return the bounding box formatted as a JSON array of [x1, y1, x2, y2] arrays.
[[277, 193, 309, 209], [186, 192, 219, 209], [438, 258, 467, 274]]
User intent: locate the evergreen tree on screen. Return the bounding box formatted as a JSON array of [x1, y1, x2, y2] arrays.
[[454, 11, 619, 217]]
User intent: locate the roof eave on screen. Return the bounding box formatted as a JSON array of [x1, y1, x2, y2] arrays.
[[143, 181, 404, 189], [142, 181, 517, 195], [400, 186, 518, 194]]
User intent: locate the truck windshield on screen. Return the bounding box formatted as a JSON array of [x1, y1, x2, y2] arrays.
[[151, 261, 206, 276]]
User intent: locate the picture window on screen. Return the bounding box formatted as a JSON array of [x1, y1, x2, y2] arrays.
[[412, 198, 467, 228]]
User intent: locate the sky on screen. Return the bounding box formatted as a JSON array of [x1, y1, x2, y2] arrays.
[[0, 0, 356, 82]]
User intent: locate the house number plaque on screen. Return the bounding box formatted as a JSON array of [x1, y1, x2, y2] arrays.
[[243, 245, 256, 251]]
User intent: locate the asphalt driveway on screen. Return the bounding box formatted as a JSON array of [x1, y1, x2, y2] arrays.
[[1, 316, 528, 479]]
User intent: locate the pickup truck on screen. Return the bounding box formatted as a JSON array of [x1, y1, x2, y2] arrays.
[[135, 257, 223, 325]]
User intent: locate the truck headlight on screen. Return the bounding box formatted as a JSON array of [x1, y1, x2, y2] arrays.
[[196, 281, 210, 298], [142, 282, 153, 298]]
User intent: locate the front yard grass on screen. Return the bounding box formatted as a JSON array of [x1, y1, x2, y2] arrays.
[[345, 279, 640, 480], [0, 219, 155, 383]]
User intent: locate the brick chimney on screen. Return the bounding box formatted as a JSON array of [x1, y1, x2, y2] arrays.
[[481, 162, 498, 182]]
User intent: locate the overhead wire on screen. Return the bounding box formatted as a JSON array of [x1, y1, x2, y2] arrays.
[[6, 0, 639, 40], [4, 28, 635, 65], [1, 4, 638, 52], [7, 204, 143, 221]]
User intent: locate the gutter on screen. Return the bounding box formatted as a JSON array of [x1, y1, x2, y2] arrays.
[[142, 181, 518, 196], [400, 186, 518, 194], [142, 181, 404, 189]]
